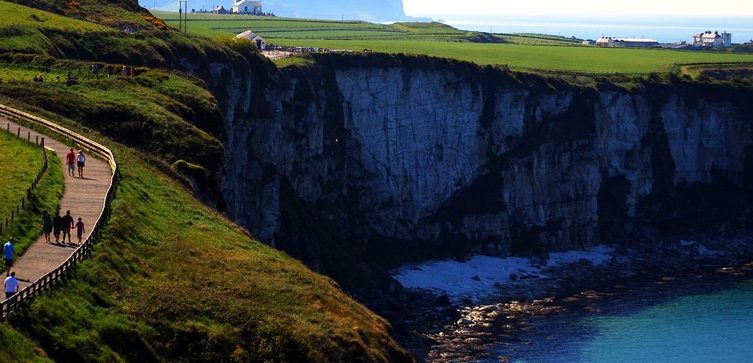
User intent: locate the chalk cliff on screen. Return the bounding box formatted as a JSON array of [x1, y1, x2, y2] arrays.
[[213, 54, 753, 288]]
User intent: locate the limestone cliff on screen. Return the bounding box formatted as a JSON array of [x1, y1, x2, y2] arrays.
[[215, 54, 753, 289]]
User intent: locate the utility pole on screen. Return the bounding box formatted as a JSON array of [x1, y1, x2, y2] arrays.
[[178, 1, 188, 32]]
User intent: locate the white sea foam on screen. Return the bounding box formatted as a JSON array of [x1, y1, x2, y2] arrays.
[[392, 245, 614, 302]]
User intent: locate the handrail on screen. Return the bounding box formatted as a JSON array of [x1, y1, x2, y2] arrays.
[[0, 104, 118, 319]]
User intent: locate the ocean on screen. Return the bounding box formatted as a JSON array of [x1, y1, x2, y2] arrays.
[[446, 17, 753, 44], [496, 276, 753, 362], [427, 267, 753, 362]]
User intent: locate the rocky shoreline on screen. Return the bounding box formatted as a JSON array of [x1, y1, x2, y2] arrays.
[[384, 234, 753, 361]]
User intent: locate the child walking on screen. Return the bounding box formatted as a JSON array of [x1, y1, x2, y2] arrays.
[[75, 218, 85, 244]]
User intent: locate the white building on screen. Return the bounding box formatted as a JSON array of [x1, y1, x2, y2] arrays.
[[232, 0, 262, 14], [235, 30, 266, 49], [595, 37, 659, 48], [692, 31, 732, 48]]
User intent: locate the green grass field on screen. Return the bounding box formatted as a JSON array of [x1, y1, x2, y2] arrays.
[[277, 39, 753, 73], [152, 11, 753, 73], [0, 132, 45, 220], [152, 11, 474, 40]]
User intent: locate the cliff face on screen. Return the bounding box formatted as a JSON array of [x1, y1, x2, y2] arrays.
[[217, 54, 753, 286]]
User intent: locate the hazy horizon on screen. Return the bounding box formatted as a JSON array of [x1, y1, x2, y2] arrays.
[[443, 15, 753, 43], [402, 0, 753, 18]]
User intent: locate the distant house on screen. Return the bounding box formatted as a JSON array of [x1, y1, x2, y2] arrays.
[[692, 31, 731, 48], [213, 5, 228, 14], [596, 37, 659, 48], [233, 0, 262, 14], [236, 30, 266, 50]]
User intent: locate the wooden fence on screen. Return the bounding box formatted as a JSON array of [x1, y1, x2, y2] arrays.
[[0, 124, 49, 236], [0, 104, 118, 319]]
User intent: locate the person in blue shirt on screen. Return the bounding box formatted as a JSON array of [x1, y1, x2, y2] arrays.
[[3, 237, 14, 276], [4, 271, 18, 299]]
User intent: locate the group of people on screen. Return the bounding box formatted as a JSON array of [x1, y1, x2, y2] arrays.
[[3, 147, 91, 301], [66, 148, 86, 178], [42, 210, 85, 244], [120, 65, 136, 77]]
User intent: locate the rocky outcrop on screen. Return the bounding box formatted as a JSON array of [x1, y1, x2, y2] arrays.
[[216, 54, 753, 288]]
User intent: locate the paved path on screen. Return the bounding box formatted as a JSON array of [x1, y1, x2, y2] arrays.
[[2, 117, 111, 291]]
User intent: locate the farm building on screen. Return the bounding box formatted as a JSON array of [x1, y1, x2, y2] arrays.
[[233, 0, 263, 14], [236, 30, 266, 49], [692, 31, 732, 48], [212, 5, 228, 14], [596, 37, 659, 48]]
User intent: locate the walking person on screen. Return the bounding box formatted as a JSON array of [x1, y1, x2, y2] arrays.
[[52, 212, 63, 243], [4, 272, 18, 300], [42, 210, 53, 243], [61, 210, 74, 244], [75, 218, 85, 244], [76, 150, 86, 178], [3, 237, 14, 276], [66, 148, 76, 177]]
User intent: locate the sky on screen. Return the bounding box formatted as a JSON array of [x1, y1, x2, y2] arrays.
[[401, 0, 753, 20]]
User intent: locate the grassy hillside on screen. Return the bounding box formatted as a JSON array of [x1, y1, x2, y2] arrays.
[[0, 132, 46, 223], [0, 61, 223, 170], [2, 139, 408, 361], [152, 11, 753, 73]]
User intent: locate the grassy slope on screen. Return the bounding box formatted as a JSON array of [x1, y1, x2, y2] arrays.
[[4, 142, 407, 362], [0, 132, 44, 221], [0, 134, 63, 271], [152, 11, 753, 73], [0, 0, 113, 56], [0, 0, 106, 30], [0, 62, 223, 173]]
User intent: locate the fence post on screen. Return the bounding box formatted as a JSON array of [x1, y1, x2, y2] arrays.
[[16, 127, 19, 138], [36, 135, 38, 145], [41, 137, 44, 148], [27, 131, 30, 142]]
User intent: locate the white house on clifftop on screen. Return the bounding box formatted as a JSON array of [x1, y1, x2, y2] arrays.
[[233, 0, 263, 14], [692, 31, 732, 48]]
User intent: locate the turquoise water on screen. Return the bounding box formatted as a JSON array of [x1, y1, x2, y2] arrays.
[[580, 281, 753, 362], [493, 278, 753, 362]]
